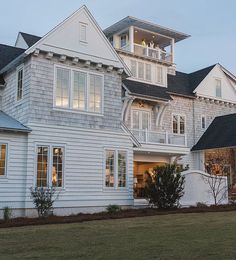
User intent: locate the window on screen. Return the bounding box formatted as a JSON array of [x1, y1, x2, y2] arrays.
[[55, 66, 103, 114], [132, 110, 150, 130], [36, 145, 64, 187], [56, 68, 70, 108], [215, 79, 222, 98], [201, 115, 206, 129], [120, 34, 127, 48], [105, 149, 127, 188], [0, 144, 7, 176], [131, 60, 137, 78], [89, 74, 103, 113], [145, 64, 151, 81], [156, 66, 163, 84], [79, 23, 87, 42], [108, 36, 113, 46], [172, 114, 186, 134], [138, 62, 144, 79], [17, 66, 23, 101]]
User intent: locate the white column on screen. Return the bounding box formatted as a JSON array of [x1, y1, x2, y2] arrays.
[[129, 26, 134, 53], [113, 34, 120, 49], [171, 38, 175, 64]]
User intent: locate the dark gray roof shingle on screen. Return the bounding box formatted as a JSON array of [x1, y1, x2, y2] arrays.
[[0, 44, 25, 71], [20, 32, 41, 47], [123, 79, 172, 101], [0, 111, 31, 133], [192, 113, 236, 151]]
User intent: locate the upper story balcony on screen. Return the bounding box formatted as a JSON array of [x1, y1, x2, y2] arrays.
[[104, 16, 190, 65]]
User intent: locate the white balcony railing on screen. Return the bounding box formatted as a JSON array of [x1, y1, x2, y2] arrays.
[[120, 43, 172, 63], [131, 129, 187, 147]]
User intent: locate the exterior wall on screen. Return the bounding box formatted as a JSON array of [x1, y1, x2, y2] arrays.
[[0, 132, 28, 218]]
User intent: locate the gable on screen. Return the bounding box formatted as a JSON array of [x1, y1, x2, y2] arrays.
[[25, 6, 126, 70], [15, 33, 29, 49], [193, 64, 236, 103]]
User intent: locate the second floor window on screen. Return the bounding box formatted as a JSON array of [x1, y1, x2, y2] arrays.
[[215, 79, 222, 98], [156, 66, 163, 84], [17, 66, 24, 101], [55, 66, 103, 114], [201, 115, 206, 129], [120, 34, 127, 48], [172, 114, 185, 134]]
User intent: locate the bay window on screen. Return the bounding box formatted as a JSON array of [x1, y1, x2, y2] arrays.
[[172, 114, 186, 134], [55, 66, 103, 114], [36, 145, 64, 187], [0, 144, 7, 176], [105, 149, 127, 189]]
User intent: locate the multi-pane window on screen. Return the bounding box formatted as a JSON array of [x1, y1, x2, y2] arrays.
[[73, 71, 86, 110], [215, 79, 222, 98], [52, 147, 63, 187], [37, 146, 48, 187], [79, 23, 87, 42], [0, 144, 7, 176], [36, 145, 64, 187], [89, 74, 103, 113], [131, 60, 137, 78], [201, 115, 206, 129], [17, 67, 23, 101], [105, 150, 115, 187], [172, 114, 186, 134], [55, 67, 103, 114], [145, 64, 151, 81], [138, 62, 144, 79], [118, 151, 126, 188], [132, 110, 150, 130], [156, 66, 163, 84], [105, 150, 127, 188], [56, 68, 70, 108]]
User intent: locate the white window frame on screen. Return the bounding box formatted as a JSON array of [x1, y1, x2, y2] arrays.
[[156, 65, 164, 85], [16, 65, 24, 102], [35, 143, 66, 189], [103, 148, 128, 190], [201, 115, 206, 129], [172, 114, 186, 134], [215, 78, 222, 98], [79, 22, 88, 43], [54, 64, 104, 115], [0, 143, 8, 179], [131, 109, 151, 130]]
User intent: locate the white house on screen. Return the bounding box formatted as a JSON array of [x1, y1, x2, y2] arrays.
[[0, 6, 236, 217]]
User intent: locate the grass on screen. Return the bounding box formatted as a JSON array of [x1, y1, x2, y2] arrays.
[[0, 211, 236, 259]]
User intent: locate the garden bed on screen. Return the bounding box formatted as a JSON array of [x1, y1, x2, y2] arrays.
[[1, 204, 236, 228]]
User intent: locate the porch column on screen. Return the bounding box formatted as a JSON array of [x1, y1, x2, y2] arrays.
[[129, 26, 134, 53], [171, 38, 175, 64]]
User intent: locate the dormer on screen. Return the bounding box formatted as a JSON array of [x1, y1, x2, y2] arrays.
[[104, 16, 190, 68]]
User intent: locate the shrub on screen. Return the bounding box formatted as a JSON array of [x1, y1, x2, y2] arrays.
[[196, 202, 208, 208], [144, 164, 185, 209], [3, 207, 12, 222], [106, 204, 121, 214], [30, 187, 58, 218]]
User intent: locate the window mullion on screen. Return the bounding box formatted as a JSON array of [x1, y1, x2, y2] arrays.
[[48, 146, 52, 187]]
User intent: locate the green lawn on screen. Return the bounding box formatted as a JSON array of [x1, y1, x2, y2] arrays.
[[0, 212, 236, 260]]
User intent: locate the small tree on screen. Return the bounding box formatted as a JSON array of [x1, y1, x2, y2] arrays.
[[203, 152, 228, 205], [144, 164, 185, 209], [30, 187, 58, 218]]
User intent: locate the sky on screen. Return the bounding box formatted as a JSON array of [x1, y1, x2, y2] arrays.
[[0, 0, 236, 74]]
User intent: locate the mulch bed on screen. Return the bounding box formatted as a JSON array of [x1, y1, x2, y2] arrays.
[[1, 205, 236, 229]]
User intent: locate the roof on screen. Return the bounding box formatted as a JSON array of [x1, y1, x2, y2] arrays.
[[0, 75, 5, 85], [0, 44, 25, 70], [192, 113, 236, 151], [123, 79, 172, 101], [20, 32, 41, 47], [0, 111, 31, 133], [167, 65, 216, 97], [104, 16, 190, 43]]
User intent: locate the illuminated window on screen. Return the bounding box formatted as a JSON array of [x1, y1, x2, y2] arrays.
[[55, 67, 103, 114], [0, 144, 7, 176], [105, 149, 127, 188], [36, 145, 64, 187], [17, 66, 23, 101], [172, 114, 185, 134]]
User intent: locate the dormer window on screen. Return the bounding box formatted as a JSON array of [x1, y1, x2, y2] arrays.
[[215, 79, 222, 98], [79, 22, 87, 43]]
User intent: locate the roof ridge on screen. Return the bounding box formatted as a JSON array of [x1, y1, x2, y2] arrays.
[[19, 31, 41, 38], [189, 64, 216, 75]]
